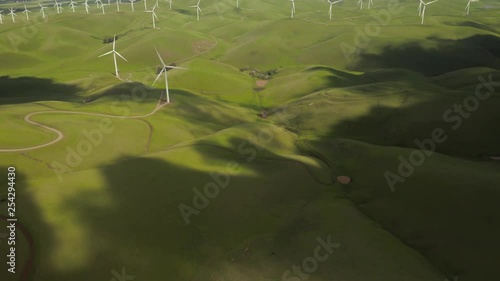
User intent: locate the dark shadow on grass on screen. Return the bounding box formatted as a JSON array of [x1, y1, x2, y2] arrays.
[[0, 76, 82, 105], [354, 34, 500, 76]]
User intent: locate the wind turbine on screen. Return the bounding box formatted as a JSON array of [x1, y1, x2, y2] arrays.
[[290, 0, 295, 18], [167, 0, 172, 9], [368, 0, 373, 9], [327, 0, 342, 20], [236, 0, 239, 8], [116, 0, 121, 11], [153, 46, 187, 103], [22, 5, 31, 20], [190, 0, 202, 21], [357, 0, 363, 10], [155, 0, 159, 8], [95, 0, 103, 8], [0, 11, 3, 24], [420, 0, 438, 24], [465, 0, 471, 15], [418, 0, 424, 16], [98, 35, 127, 78], [144, 0, 148, 10], [8, 8, 16, 22], [84, 0, 90, 13], [130, 0, 135, 11], [101, 3, 106, 14], [54, 0, 64, 13], [69, 0, 77, 12], [144, 4, 158, 28], [39, 3, 47, 18]]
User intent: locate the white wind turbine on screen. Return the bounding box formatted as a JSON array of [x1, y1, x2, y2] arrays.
[[98, 35, 127, 78], [95, 0, 103, 8], [69, 0, 77, 12], [116, 0, 121, 11], [167, 0, 172, 9], [8, 8, 16, 22], [84, 0, 90, 13], [101, 3, 106, 14], [465, 0, 471, 15], [145, 4, 158, 28], [0, 11, 3, 24], [418, 0, 424, 16], [144, 0, 148, 10], [22, 5, 31, 20], [39, 3, 47, 18], [190, 0, 202, 21], [54, 1, 63, 13], [327, 0, 342, 20], [130, 0, 135, 11], [368, 0, 373, 9], [290, 0, 295, 18], [153, 46, 187, 103], [236, 0, 239, 8], [357, 0, 363, 10], [155, 0, 159, 8], [420, 0, 438, 24]]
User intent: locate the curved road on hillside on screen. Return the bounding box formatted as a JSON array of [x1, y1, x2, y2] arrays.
[[0, 98, 168, 153]]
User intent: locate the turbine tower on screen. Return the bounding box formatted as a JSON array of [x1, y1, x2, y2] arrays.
[[327, 0, 342, 20], [84, 0, 90, 13], [116, 0, 121, 11], [357, 0, 363, 10], [0, 11, 3, 24], [69, 0, 77, 12], [101, 3, 106, 14], [290, 0, 295, 18], [420, 0, 438, 24], [98, 35, 127, 78], [130, 0, 136, 11], [190, 0, 202, 21], [39, 3, 47, 18], [368, 0, 373, 9], [22, 5, 31, 20], [465, 0, 471, 15], [167, 0, 173, 10], [153, 46, 187, 103], [8, 8, 16, 22], [145, 4, 158, 28]]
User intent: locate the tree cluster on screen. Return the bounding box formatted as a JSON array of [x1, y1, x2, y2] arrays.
[[239, 66, 278, 80]]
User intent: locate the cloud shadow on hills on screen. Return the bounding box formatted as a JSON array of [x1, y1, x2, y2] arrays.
[[353, 34, 500, 76], [0, 76, 83, 105]]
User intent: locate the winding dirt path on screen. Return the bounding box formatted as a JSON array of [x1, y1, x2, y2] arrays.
[[0, 98, 167, 153]]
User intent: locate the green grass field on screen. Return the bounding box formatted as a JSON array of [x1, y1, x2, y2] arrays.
[[0, 0, 499, 280]]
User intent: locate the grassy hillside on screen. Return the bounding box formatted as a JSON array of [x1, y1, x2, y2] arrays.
[[0, 0, 499, 280]]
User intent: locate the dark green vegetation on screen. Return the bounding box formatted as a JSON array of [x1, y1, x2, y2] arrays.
[[0, 0, 499, 280]]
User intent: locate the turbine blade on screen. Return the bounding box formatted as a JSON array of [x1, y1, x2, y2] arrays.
[[154, 46, 167, 66], [98, 50, 114, 57], [115, 51, 127, 61], [152, 69, 164, 85], [167, 66, 187, 70]]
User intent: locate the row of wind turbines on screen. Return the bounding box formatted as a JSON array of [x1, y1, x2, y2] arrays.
[[0, 0, 482, 26], [98, 35, 185, 103]]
